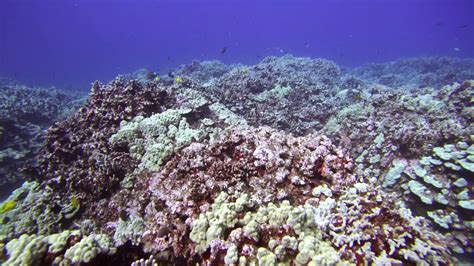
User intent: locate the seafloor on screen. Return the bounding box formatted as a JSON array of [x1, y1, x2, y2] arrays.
[[0, 55, 473, 265]]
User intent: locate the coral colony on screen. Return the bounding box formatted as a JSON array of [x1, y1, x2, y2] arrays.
[[0, 55, 473, 265]]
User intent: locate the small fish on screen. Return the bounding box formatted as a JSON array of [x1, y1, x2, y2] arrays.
[[157, 226, 172, 237], [175, 76, 183, 83], [459, 24, 469, 29], [154, 76, 160, 81], [453, 47, 461, 52], [1, 216, 10, 224], [167, 56, 172, 60], [0, 200, 16, 214], [146, 71, 158, 81], [71, 196, 80, 209], [238, 68, 248, 74], [220, 47, 227, 54], [119, 210, 128, 221], [304, 42, 310, 48]]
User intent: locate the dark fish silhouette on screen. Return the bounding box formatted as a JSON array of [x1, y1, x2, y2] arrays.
[[220, 47, 227, 54], [146, 71, 158, 81], [167, 56, 172, 60], [459, 24, 469, 29]]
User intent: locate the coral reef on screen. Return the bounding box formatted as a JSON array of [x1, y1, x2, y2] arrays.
[[110, 108, 209, 172], [135, 127, 353, 254], [351, 56, 474, 89], [63, 233, 116, 264], [175, 59, 232, 83], [320, 80, 473, 204], [0, 82, 84, 190], [2, 230, 117, 265], [322, 81, 473, 161], [4, 234, 49, 265], [399, 140, 474, 253], [82, 126, 453, 264], [201, 55, 351, 135], [188, 186, 451, 265], [120, 60, 231, 86], [0, 181, 76, 239], [2, 55, 474, 264], [23, 79, 176, 199]]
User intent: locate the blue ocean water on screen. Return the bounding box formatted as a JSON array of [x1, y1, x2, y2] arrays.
[[0, 0, 473, 89]]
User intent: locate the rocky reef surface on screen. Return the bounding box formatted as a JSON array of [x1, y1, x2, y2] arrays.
[[0, 78, 86, 193], [351, 56, 474, 90], [0, 55, 473, 265]]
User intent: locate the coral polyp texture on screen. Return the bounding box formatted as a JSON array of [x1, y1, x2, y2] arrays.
[[1, 55, 474, 264]]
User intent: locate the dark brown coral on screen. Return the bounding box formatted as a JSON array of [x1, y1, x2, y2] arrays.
[[24, 79, 175, 199], [0, 84, 83, 189]]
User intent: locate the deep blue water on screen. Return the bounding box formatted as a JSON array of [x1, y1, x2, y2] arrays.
[[1, 0, 473, 89]]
